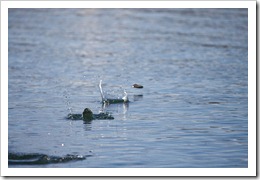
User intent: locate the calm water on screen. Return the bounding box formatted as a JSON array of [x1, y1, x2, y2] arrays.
[[8, 8, 248, 168]]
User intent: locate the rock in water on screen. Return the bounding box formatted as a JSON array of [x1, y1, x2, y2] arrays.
[[132, 84, 143, 88]]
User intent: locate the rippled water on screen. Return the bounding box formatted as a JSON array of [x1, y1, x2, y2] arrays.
[[8, 8, 248, 168]]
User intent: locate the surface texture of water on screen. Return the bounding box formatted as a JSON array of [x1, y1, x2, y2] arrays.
[[8, 8, 248, 168]]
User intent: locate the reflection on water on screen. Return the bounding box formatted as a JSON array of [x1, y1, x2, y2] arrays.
[[101, 100, 130, 113], [8, 8, 248, 168], [133, 95, 143, 102]]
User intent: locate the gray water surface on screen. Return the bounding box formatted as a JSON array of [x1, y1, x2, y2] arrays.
[[8, 8, 248, 168]]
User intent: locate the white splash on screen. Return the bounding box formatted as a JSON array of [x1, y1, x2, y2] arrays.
[[99, 80, 106, 102], [98, 80, 129, 103], [122, 89, 129, 102]]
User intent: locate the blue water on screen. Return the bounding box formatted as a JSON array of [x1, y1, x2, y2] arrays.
[[8, 8, 248, 168]]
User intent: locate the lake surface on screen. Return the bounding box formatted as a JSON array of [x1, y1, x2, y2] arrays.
[[8, 8, 248, 168]]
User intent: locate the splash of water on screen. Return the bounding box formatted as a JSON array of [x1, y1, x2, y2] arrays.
[[98, 80, 129, 103], [63, 90, 73, 114], [122, 89, 129, 102], [99, 80, 106, 102]]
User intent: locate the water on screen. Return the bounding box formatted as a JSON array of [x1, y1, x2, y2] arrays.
[[8, 8, 248, 168]]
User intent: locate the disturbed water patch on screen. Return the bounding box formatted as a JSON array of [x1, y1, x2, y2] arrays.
[[9, 153, 89, 165]]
